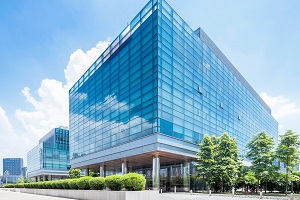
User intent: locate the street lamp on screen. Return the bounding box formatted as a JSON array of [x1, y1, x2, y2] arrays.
[[4, 170, 9, 185]]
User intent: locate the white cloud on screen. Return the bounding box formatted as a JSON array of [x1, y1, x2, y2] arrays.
[[0, 107, 31, 174], [65, 40, 110, 89], [260, 92, 300, 134], [15, 40, 110, 139]]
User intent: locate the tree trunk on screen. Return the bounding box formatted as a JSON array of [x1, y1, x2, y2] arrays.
[[285, 159, 289, 196], [256, 179, 260, 194], [221, 179, 224, 193], [265, 183, 267, 193]]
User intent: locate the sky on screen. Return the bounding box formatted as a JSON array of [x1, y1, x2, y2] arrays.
[[0, 0, 300, 174]]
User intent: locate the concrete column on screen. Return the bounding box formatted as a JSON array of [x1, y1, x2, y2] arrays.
[[183, 161, 190, 192], [48, 175, 51, 181], [37, 176, 40, 182], [84, 168, 89, 176], [152, 155, 160, 190], [100, 165, 106, 177], [121, 161, 128, 175], [43, 175, 46, 182]]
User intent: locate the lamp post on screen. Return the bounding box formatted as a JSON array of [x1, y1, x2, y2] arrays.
[[4, 170, 9, 185]]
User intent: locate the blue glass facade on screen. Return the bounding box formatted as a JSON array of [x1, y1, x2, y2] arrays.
[[27, 127, 70, 181], [69, 0, 278, 191], [3, 158, 23, 176]]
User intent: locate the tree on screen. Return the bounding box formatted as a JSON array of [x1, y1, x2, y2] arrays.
[[236, 167, 257, 193], [213, 132, 243, 192], [196, 133, 242, 192], [276, 130, 300, 194], [246, 131, 278, 193], [89, 170, 99, 177], [68, 168, 81, 179], [195, 134, 215, 188]]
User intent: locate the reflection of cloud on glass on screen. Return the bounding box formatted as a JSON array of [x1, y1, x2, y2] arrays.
[[70, 94, 156, 159], [72, 93, 88, 101], [103, 95, 129, 111]]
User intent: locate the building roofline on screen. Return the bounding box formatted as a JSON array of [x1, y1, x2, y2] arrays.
[[195, 27, 271, 114]]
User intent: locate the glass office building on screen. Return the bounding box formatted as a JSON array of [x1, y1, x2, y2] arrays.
[[27, 127, 70, 181], [69, 0, 278, 191], [3, 158, 23, 175], [2, 158, 23, 184]]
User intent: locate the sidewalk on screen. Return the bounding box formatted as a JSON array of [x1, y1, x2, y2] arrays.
[[159, 192, 297, 200]]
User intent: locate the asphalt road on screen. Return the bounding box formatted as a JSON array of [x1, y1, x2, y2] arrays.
[[0, 189, 77, 200]]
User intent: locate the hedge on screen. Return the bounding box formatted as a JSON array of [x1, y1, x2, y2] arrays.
[[4, 173, 146, 191], [123, 173, 146, 191], [77, 176, 93, 190], [68, 178, 79, 189], [89, 177, 105, 190], [105, 175, 123, 191]]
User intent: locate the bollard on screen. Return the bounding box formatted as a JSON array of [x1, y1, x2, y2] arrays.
[[174, 186, 176, 193], [190, 190, 193, 195], [232, 187, 235, 196], [290, 192, 294, 200], [209, 189, 211, 196], [259, 191, 263, 199], [160, 189, 162, 193]]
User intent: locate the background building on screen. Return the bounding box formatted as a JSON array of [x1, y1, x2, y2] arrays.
[[2, 158, 23, 184], [3, 158, 23, 175], [27, 127, 70, 181], [69, 0, 278, 191], [21, 167, 27, 178]]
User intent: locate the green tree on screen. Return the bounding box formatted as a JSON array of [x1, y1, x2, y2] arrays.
[[276, 130, 300, 194], [89, 170, 99, 177], [195, 134, 216, 188], [68, 168, 81, 179], [196, 133, 242, 192], [246, 131, 278, 193], [236, 169, 257, 193], [213, 132, 242, 192]]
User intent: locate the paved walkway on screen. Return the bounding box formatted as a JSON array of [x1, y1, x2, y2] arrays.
[[159, 193, 294, 200], [0, 189, 77, 200]]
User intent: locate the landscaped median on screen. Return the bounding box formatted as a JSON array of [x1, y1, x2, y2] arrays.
[[3, 173, 158, 200]]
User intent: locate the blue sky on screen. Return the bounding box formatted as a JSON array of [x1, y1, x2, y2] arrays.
[[0, 0, 300, 173]]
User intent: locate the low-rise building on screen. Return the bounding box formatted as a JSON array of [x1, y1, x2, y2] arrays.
[[27, 127, 70, 181]]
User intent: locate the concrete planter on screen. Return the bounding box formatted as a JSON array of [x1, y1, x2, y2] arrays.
[[17, 188, 158, 200]]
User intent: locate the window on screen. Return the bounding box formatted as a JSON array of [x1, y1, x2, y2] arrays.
[[198, 86, 203, 94]]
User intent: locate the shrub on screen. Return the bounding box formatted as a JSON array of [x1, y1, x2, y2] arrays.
[[123, 173, 146, 191], [44, 181, 53, 189], [31, 182, 39, 188], [4, 184, 15, 188], [89, 177, 105, 190], [77, 176, 93, 190], [24, 183, 30, 188], [68, 179, 79, 189], [105, 175, 123, 191], [68, 169, 81, 179], [38, 182, 45, 189], [62, 179, 71, 189], [55, 180, 64, 189], [51, 181, 58, 189], [15, 183, 24, 188]]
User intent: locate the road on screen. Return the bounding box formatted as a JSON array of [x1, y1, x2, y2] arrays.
[[0, 189, 77, 200]]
